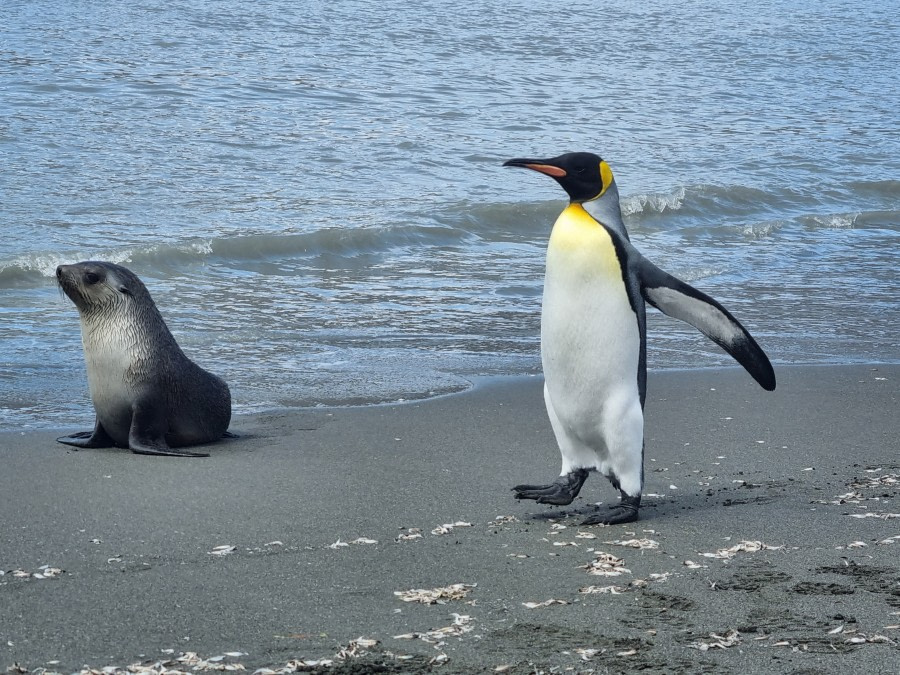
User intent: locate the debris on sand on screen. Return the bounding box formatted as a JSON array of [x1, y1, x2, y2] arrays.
[[394, 583, 476, 604], [7, 565, 64, 580], [253, 659, 334, 673], [393, 613, 475, 643], [396, 528, 423, 542], [579, 551, 631, 576], [700, 541, 783, 559], [823, 626, 897, 645], [605, 538, 660, 550], [491, 515, 519, 525], [579, 584, 627, 595], [208, 545, 237, 556], [850, 472, 898, 490], [579, 571, 669, 595], [575, 647, 603, 660], [522, 598, 570, 609], [431, 521, 473, 535], [690, 630, 741, 651], [334, 637, 378, 660]]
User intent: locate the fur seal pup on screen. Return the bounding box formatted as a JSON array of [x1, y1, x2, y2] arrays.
[[56, 261, 232, 457]]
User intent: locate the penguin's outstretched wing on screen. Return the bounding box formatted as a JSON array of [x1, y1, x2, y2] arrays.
[[635, 258, 776, 391]]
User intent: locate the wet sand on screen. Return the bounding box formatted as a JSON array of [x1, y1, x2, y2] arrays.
[[1, 365, 898, 674]]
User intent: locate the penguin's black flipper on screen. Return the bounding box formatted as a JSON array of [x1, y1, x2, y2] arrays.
[[635, 259, 776, 391]]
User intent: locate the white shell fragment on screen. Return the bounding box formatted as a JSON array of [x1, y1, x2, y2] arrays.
[[208, 545, 237, 556], [335, 637, 378, 660], [690, 630, 741, 651], [606, 538, 660, 550], [850, 473, 898, 489], [431, 521, 473, 535], [394, 583, 476, 604], [396, 528, 423, 542], [393, 612, 474, 642], [575, 648, 603, 660], [521, 599, 570, 609], [579, 585, 626, 594], [8, 566, 64, 580], [491, 515, 519, 525], [580, 551, 631, 576], [700, 541, 784, 559]]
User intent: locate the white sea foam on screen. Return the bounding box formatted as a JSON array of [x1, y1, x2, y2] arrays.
[[621, 187, 687, 216]]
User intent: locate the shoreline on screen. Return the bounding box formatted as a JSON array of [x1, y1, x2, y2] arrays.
[[6, 361, 900, 435], [2, 364, 898, 673]]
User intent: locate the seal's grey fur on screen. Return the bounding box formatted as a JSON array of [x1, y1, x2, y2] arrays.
[[56, 261, 231, 457]]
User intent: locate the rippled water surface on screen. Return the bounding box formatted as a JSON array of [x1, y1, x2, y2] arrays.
[[1, 0, 898, 428]]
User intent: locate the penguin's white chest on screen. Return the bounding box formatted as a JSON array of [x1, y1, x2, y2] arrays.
[[541, 206, 641, 425]]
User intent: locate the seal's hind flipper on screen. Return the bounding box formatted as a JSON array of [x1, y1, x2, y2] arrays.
[[635, 258, 776, 391], [57, 418, 116, 448], [128, 402, 209, 457], [130, 444, 210, 458]]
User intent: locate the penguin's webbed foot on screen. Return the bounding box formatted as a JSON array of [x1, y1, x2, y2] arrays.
[[581, 494, 640, 526], [513, 468, 589, 506]]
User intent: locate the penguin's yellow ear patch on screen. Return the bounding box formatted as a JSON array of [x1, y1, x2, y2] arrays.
[[598, 161, 614, 197]]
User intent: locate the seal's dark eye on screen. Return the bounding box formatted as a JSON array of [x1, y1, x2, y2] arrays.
[[84, 272, 101, 285]]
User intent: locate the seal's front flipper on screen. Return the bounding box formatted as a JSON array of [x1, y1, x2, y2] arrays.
[[128, 402, 210, 457], [57, 418, 115, 448], [581, 493, 640, 526], [636, 259, 776, 391], [513, 468, 589, 505]]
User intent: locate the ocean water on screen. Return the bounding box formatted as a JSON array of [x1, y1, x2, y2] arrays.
[[1, 0, 898, 429]]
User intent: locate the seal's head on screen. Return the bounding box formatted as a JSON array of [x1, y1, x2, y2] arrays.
[[56, 261, 148, 315]]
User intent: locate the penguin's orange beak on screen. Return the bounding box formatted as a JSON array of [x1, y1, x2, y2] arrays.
[[503, 158, 567, 177]]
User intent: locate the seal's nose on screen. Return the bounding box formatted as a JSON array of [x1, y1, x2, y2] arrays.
[[56, 265, 63, 279]]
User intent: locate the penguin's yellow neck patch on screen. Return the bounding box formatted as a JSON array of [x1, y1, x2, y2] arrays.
[[548, 204, 620, 276], [585, 161, 614, 201], [598, 161, 613, 197]]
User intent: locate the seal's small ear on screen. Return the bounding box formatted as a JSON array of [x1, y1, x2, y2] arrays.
[[118, 284, 133, 296]]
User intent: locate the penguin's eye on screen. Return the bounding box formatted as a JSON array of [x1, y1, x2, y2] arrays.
[[84, 272, 101, 285]]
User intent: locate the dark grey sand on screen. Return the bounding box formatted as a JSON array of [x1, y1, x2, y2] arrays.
[[2, 365, 898, 674]]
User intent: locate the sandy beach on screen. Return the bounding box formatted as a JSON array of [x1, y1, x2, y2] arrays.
[[1, 364, 898, 674]]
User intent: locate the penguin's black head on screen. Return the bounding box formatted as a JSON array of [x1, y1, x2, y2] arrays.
[[503, 152, 613, 203]]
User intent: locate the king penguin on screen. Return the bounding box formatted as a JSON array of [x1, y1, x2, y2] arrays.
[[503, 152, 775, 525]]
